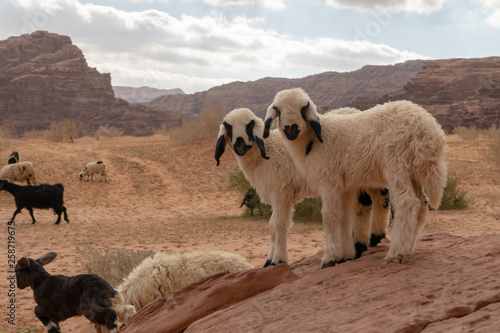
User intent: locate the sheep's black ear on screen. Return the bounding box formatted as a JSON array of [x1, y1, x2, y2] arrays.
[[309, 119, 323, 143], [263, 106, 279, 138], [255, 136, 269, 160], [37, 252, 57, 266], [215, 123, 230, 166], [18, 257, 30, 269]]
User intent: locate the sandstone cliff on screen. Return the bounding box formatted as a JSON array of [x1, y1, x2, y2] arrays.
[[0, 31, 181, 137], [350, 57, 500, 131], [119, 233, 500, 333]]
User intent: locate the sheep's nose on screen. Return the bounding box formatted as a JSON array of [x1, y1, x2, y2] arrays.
[[234, 137, 252, 156], [283, 124, 300, 140]]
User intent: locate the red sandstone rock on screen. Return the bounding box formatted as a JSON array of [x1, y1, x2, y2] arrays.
[[0, 31, 181, 137], [119, 233, 500, 333]]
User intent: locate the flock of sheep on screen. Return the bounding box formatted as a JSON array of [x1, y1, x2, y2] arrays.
[[6, 87, 448, 332]]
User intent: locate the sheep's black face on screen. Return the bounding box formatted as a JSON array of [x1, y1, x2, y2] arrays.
[[283, 124, 300, 141], [233, 137, 253, 156]]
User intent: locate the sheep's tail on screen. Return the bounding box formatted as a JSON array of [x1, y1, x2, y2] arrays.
[[422, 159, 448, 210]]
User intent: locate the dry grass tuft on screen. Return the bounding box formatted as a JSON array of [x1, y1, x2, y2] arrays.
[[78, 248, 154, 287], [454, 126, 479, 140], [95, 125, 124, 140], [168, 106, 224, 146]]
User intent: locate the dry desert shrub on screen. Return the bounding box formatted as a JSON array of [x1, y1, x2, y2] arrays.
[[46, 119, 82, 142], [454, 126, 479, 140], [0, 122, 11, 154], [438, 174, 470, 210], [95, 125, 124, 140], [78, 248, 154, 287], [168, 106, 224, 146]]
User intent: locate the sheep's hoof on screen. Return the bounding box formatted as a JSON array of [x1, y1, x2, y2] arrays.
[[354, 242, 368, 259], [384, 255, 403, 264], [263, 259, 272, 268], [31, 221, 36, 224], [369, 233, 386, 247], [54, 221, 60, 225], [321, 258, 347, 269]]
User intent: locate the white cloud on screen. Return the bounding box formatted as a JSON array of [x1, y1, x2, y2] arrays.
[[479, 0, 500, 27], [325, 0, 444, 14], [0, 0, 427, 93], [185, 0, 285, 10]]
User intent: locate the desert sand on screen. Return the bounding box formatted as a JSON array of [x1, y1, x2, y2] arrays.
[[0, 133, 499, 332]]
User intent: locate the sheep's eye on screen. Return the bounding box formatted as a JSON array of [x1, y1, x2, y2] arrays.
[[273, 106, 281, 117]]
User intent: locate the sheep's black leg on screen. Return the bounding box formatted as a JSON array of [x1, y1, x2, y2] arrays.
[[34, 306, 61, 333], [370, 233, 386, 246], [54, 214, 61, 225], [62, 206, 69, 223], [27, 207, 36, 224], [84, 308, 117, 330], [354, 241, 368, 259]]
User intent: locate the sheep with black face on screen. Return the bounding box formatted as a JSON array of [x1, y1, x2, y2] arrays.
[[216, 108, 390, 267], [264, 88, 447, 267]]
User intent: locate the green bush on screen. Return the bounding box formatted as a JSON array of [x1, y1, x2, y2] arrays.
[[438, 174, 470, 210]]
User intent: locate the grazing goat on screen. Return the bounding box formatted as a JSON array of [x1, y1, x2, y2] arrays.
[[15, 252, 135, 333], [264, 88, 447, 266], [0, 161, 37, 185], [8, 151, 20, 164], [0, 179, 69, 224], [216, 108, 390, 267]]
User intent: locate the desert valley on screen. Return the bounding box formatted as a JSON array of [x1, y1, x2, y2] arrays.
[[0, 31, 500, 332]]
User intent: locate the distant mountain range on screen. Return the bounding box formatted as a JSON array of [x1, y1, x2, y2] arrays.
[[113, 86, 184, 103], [146, 57, 500, 132], [1, 31, 499, 137]]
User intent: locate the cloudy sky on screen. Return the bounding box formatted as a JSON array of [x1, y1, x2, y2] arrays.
[[1, 0, 499, 93]]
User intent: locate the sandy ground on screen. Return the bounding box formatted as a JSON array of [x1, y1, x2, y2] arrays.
[[0, 133, 499, 333]]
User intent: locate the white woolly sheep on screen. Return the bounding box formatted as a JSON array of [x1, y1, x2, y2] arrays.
[[15, 252, 135, 333], [79, 161, 108, 182], [264, 88, 447, 267], [215, 108, 390, 267], [117, 250, 254, 311], [0, 161, 37, 185]]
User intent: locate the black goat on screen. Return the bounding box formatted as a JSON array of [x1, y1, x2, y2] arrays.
[[0, 179, 69, 224], [8, 151, 19, 164], [15, 252, 121, 333]]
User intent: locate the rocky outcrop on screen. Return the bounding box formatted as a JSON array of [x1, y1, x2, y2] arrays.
[[0, 31, 181, 137], [118, 233, 500, 333], [113, 86, 185, 103], [350, 57, 500, 131], [146, 60, 425, 118]]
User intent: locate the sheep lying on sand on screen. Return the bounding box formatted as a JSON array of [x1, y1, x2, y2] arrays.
[[117, 250, 254, 311], [79, 161, 108, 182], [264, 88, 447, 266], [216, 108, 390, 267], [0, 161, 36, 185]]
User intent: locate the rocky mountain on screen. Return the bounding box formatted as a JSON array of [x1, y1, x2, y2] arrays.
[[113, 86, 185, 103], [147, 57, 500, 131], [350, 57, 500, 131], [0, 31, 181, 137], [119, 233, 500, 332], [146, 60, 425, 118]]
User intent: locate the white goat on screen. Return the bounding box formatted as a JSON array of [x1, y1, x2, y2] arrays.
[[0, 161, 37, 185], [117, 250, 254, 311], [264, 88, 447, 266], [216, 108, 390, 267], [79, 161, 108, 182]]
